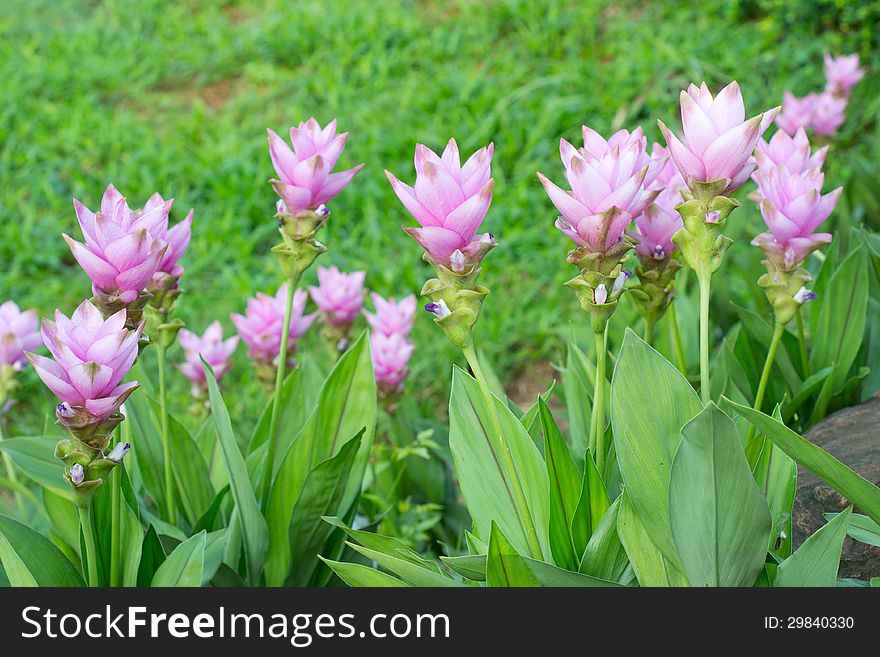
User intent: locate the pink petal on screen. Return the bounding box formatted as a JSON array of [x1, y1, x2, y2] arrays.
[[537, 172, 590, 225], [386, 171, 441, 227], [442, 180, 494, 242]]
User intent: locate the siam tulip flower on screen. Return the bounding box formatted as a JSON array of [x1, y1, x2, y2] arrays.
[[538, 126, 657, 252], [0, 301, 41, 370], [751, 165, 841, 270], [630, 144, 686, 263], [268, 118, 364, 215], [364, 293, 417, 338], [775, 92, 817, 137], [386, 139, 496, 271], [68, 185, 169, 319], [27, 300, 141, 446], [231, 284, 315, 379], [824, 53, 864, 97], [177, 321, 238, 392], [658, 81, 780, 197], [810, 92, 847, 137], [309, 266, 366, 327], [370, 331, 414, 397], [142, 192, 193, 298], [754, 127, 828, 178]]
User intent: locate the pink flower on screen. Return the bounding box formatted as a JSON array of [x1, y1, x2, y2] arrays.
[[751, 165, 841, 270], [810, 92, 847, 137], [659, 81, 780, 196], [754, 128, 828, 177], [370, 331, 414, 396], [177, 321, 238, 388], [364, 293, 416, 338], [27, 300, 141, 423], [0, 301, 41, 369], [386, 139, 496, 270], [824, 53, 864, 97], [309, 267, 366, 327], [231, 284, 315, 366], [775, 92, 818, 137], [142, 193, 193, 284], [628, 144, 685, 261], [67, 185, 169, 305], [268, 118, 364, 214], [538, 126, 656, 250]]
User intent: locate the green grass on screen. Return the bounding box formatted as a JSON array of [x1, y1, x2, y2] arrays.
[[1, 0, 878, 434]]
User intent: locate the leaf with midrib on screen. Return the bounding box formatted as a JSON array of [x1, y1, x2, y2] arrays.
[[775, 508, 852, 587], [151, 531, 207, 587], [0, 515, 85, 587]]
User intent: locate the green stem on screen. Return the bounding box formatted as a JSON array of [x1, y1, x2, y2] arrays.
[[643, 317, 655, 346], [669, 302, 687, 375], [462, 343, 543, 559], [110, 420, 130, 587], [796, 309, 810, 378], [746, 322, 785, 444], [592, 329, 607, 475], [156, 343, 176, 525], [78, 506, 99, 587], [697, 267, 712, 404], [260, 272, 300, 511], [0, 420, 24, 514]]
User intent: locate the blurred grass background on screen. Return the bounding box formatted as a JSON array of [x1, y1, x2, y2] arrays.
[[1, 0, 878, 433]]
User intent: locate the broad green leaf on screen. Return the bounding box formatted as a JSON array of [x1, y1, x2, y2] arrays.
[[753, 408, 797, 557], [810, 246, 869, 389], [151, 531, 206, 587], [449, 366, 550, 560], [288, 433, 362, 586], [319, 557, 409, 587], [42, 488, 80, 553], [775, 508, 851, 587], [191, 485, 230, 535], [571, 449, 610, 557], [487, 522, 619, 588], [617, 492, 688, 587], [563, 343, 596, 462], [440, 555, 486, 581], [203, 359, 268, 586], [0, 436, 68, 499], [611, 329, 699, 570], [823, 512, 880, 547], [541, 399, 581, 570], [322, 516, 442, 572], [345, 542, 462, 587], [124, 387, 167, 511], [782, 367, 833, 422], [579, 496, 629, 583], [91, 464, 143, 586], [477, 348, 508, 405], [137, 525, 166, 587], [0, 515, 84, 587], [669, 403, 771, 587], [725, 399, 880, 526]]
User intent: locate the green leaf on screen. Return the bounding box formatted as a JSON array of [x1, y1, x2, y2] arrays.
[[823, 512, 880, 548], [137, 525, 166, 587], [319, 557, 409, 587], [775, 508, 851, 587], [810, 246, 869, 389], [611, 329, 699, 570], [487, 522, 619, 587], [345, 542, 463, 587], [322, 516, 442, 571], [669, 403, 771, 587], [571, 449, 610, 556], [449, 366, 550, 560], [563, 343, 596, 462], [440, 555, 486, 581], [124, 384, 167, 511], [541, 399, 581, 570], [287, 433, 362, 586], [734, 305, 801, 392], [725, 399, 880, 527], [753, 409, 798, 557], [151, 531, 207, 587], [203, 358, 268, 586], [0, 515, 84, 586], [191, 485, 230, 535], [0, 436, 68, 499], [617, 492, 688, 587], [91, 463, 143, 586], [579, 496, 629, 583]]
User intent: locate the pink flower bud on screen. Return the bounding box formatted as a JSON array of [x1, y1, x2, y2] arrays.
[[629, 144, 685, 262], [538, 126, 655, 251], [308, 267, 366, 327], [232, 284, 315, 368], [754, 128, 828, 177], [267, 118, 364, 213], [810, 92, 847, 137], [370, 331, 414, 396], [68, 185, 170, 305], [142, 192, 193, 287], [387, 139, 495, 270], [177, 321, 238, 388], [775, 92, 818, 137], [27, 300, 141, 424], [364, 293, 416, 338], [659, 81, 780, 196], [823, 53, 864, 97], [0, 301, 41, 369]]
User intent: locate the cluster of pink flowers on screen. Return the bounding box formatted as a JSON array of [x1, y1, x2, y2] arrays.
[[177, 321, 239, 393], [309, 266, 366, 329], [365, 293, 416, 397], [0, 301, 40, 370], [776, 54, 864, 138], [629, 144, 686, 262], [751, 128, 841, 271]]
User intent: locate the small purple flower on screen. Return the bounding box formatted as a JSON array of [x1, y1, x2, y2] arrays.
[[425, 300, 451, 319], [593, 284, 608, 305], [106, 442, 131, 463], [794, 287, 818, 304], [69, 463, 85, 486]]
